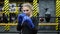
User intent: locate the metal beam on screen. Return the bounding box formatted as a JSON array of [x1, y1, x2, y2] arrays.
[[0, 23, 58, 26]]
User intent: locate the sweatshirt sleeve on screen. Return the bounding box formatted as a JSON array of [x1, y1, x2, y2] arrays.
[[18, 13, 26, 25], [18, 14, 22, 25], [22, 16, 35, 29]]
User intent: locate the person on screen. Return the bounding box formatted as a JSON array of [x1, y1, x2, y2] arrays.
[[17, 3, 39, 34]]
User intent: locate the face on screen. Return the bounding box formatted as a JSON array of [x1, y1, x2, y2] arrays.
[[22, 7, 31, 15]]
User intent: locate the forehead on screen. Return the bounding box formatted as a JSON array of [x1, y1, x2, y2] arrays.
[[22, 7, 30, 10]]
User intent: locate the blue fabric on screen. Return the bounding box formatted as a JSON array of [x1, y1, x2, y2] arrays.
[[18, 13, 26, 25], [23, 16, 35, 28], [18, 13, 35, 29]]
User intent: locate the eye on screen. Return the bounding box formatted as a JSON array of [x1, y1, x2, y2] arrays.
[[23, 10, 29, 11], [23, 11, 25, 12], [26, 10, 29, 11]]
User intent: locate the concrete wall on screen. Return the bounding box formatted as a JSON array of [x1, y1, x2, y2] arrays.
[[39, 0, 56, 23]]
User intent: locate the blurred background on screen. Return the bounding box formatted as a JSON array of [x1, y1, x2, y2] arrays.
[[0, 0, 60, 34]]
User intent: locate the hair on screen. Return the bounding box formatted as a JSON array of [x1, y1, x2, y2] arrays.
[[22, 3, 33, 17], [22, 3, 33, 11]]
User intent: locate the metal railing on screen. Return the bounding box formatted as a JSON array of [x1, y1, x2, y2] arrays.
[[0, 23, 58, 26]]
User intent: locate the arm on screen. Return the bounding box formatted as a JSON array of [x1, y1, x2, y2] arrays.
[[18, 14, 22, 25], [17, 14, 23, 31], [18, 13, 26, 25], [22, 16, 35, 29]]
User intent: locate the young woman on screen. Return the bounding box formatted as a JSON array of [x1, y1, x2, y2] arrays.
[[17, 3, 39, 34]]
